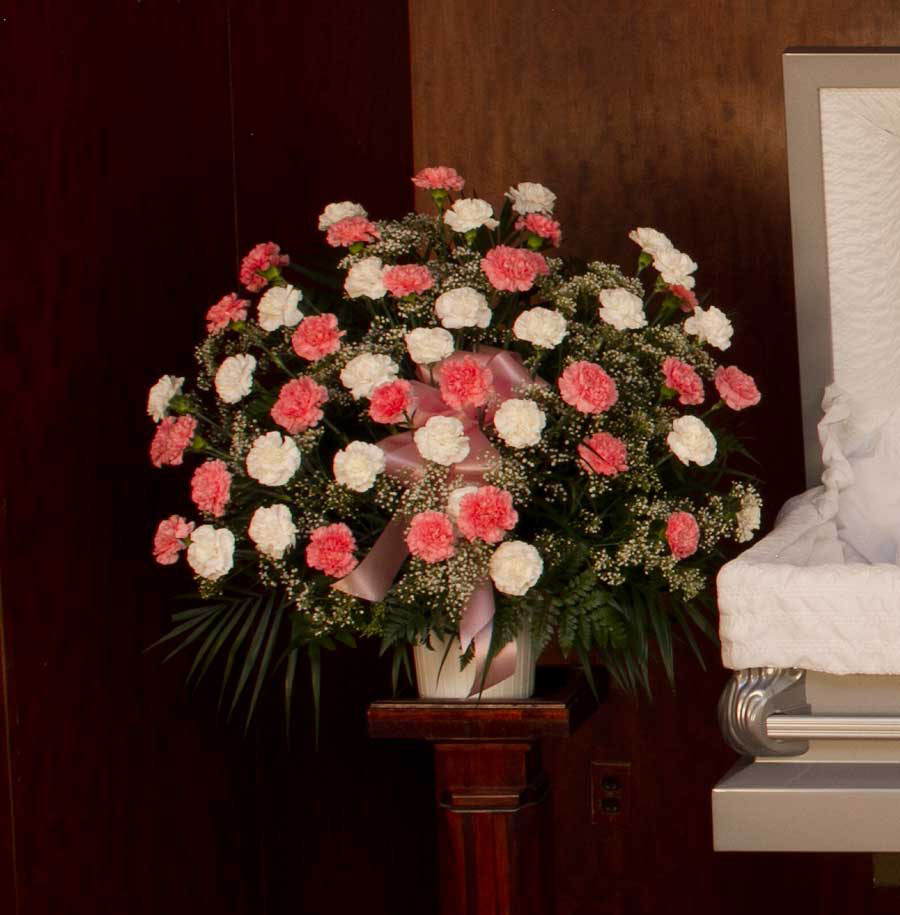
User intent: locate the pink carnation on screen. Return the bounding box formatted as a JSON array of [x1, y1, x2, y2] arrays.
[[662, 357, 704, 406], [406, 511, 456, 563], [325, 215, 380, 248], [714, 365, 761, 411], [239, 242, 289, 292], [666, 511, 699, 560], [153, 515, 195, 565], [515, 213, 562, 247], [305, 523, 358, 578], [411, 166, 465, 192], [669, 284, 698, 312], [481, 246, 550, 292], [369, 380, 413, 424], [558, 361, 618, 414], [578, 432, 628, 476], [270, 377, 328, 434], [438, 355, 493, 410], [291, 313, 345, 361], [190, 460, 232, 518], [457, 486, 518, 544], [206, 292, 249, 333], [383, 264, 434, 297], [150, 415, 198, 467]]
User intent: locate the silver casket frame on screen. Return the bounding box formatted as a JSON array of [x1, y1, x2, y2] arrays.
[[714, 48, 900, 853]]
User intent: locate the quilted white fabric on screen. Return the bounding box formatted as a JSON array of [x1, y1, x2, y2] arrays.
[[719, 387, 900, 673], [718, 88, 900, 673]]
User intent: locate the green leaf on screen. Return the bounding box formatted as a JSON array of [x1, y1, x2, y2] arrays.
[[160, 611, 223, 663], [246, 596, 287, 729], [146, 605, 222, 653], [284, 646, 299, 741], [187, 601, 245, 687], [309, 643, 322, 746], [229, 591, 275, 720], [217, 595, 262, 711]]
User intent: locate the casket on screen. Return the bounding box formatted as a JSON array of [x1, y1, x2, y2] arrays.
[[713, 49, 900, 852]]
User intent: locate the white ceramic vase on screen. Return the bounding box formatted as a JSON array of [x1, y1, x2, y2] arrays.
[[412, 627, 536, 700]]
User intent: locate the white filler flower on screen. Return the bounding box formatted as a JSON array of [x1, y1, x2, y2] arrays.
[[627, 227, 673, 257], [490, 540, 543, 596], [667, 415, 717, 466], [414, 415, 470, 466], [447, 484, 479, 521], [405, 327, 455, 365], [318, 201, 367, 230], [505, 182, 556, 215], [344, 256, 387, 299], [340, 353, 399, 399], [147, 374, 184, 422], [513, 307, 568, 348], [683, 305, 733, 350], [333, 441, 386, 492], [736, 493, 762, 543], [597, 288, 647, 331], [493, 399, 546, 448], [435, 286, 491, 329], [187, 525, 235, 580], [653, 248, 698, 289], [248, 504, 297, 560], [214, 354, 257, 404], [444, 198, 499, 233], [258, 284, 303, 332], [245, 431, 302, 486]]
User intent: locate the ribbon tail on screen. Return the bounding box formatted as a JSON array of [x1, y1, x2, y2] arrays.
[[332, 516, 409, 602], [459, 580, 517, 695]]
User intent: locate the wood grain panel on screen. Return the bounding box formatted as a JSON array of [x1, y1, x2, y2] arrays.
[[409, 2, 900, 913]]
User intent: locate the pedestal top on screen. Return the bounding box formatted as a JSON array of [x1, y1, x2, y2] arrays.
[[367, 666, 600, 741]]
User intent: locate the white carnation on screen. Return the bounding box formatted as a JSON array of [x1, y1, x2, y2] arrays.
[[653, 247, 698, 289], [214, 354, 256, 404], [318, 201, 367, 230], [489, 541, 543, 596], [340, 353, 399, 399], [147, 374, 184, 422], [258, 284, 303, 332], [444, 198, 499, 233], [736, 494, 762, 543], [493, 399, 546, 448], [405, 327, 455, 365], [628, 227, 673, 257], [505, 182, 556, 215], [513, 307, 568, 348], [245, 431, 301, 486], [333, 441, 386, 492], [414, 415, 470, 466], [597, 288, 647, 331], [683, 305, 733, 350], [435, 287, 491, 329], [187, 525, 234, 580], [667, 415, 717, 467], [447, 484, 479, 521], [248, 504, 297, 560], [344, 256, 387, 299]]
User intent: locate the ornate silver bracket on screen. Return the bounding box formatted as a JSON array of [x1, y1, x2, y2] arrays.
[[718, 667, 810, 757]]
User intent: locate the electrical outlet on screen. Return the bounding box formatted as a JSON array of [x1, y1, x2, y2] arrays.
[[590, 761, 631, 830]]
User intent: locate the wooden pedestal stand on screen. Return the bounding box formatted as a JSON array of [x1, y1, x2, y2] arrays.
[[368, 668, 596, 915]]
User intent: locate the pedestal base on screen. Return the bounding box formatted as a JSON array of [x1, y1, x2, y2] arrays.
[[368, 667, 597, 915]]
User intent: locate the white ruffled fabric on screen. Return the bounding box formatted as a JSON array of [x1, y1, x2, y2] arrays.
[[719, 385, 900, 673]]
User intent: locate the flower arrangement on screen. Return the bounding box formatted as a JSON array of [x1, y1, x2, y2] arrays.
[[148, 165, 762, 725]]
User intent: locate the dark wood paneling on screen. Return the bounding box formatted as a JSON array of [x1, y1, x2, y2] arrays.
[[408, 2, 900, 912], [2, 2, 258, 913]]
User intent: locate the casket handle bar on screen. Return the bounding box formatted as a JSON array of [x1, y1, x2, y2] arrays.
[[719, 667, 810, 757]]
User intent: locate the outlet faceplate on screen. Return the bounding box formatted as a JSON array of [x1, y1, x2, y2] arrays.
[[590, 760, 631, 831]]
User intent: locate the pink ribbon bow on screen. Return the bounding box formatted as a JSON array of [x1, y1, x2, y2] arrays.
[[333, 347, 541, 693]]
